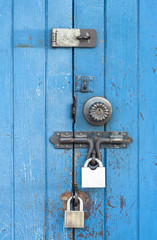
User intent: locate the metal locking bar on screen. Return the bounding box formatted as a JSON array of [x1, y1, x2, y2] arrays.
[[49, 131, 133, 160]]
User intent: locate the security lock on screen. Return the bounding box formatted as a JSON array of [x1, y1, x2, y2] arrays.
[[82, 158, 105, 188], [64, 196, 84, 228]]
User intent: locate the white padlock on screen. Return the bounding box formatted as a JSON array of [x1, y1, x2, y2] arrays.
[[82, 158, 105, 188]]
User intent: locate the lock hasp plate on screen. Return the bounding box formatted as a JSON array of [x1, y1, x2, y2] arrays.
[[52, 28, 97, 47], [82, 167, 106, 188], [64, 211, 84, 228]]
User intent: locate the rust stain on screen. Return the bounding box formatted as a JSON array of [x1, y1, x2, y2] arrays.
[[29, 36, 32, 40], [76, 191, 93, 220], [139, 112, 144, 120], [60, 190, 71, 211], [98, 229, 103, 236], [15, 44, 32, 48], [99, 39, 104, 43], [116, 159, 120, 169], [153, 67, 156, 73], [77, 225, 103, 239], [155, 163, 157, 166], [120, 195, 126, 212], [107, 198, 116, 208], [112, 82, 116, 88], [106, 227, 110, 238], [75, 150, 82, 159], [77, 226, 89, 239]]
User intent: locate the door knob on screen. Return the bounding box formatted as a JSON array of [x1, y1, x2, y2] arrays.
[[83, 97, 112, 126]]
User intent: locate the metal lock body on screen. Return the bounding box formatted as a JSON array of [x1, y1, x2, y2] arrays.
[[64, 196, 84, 228], [83, 96, 112, 126], [82, 158, 105, 188]]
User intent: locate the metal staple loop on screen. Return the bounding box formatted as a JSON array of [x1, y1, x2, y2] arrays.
[[89, 150, 99, 170], [72, 184, 79, 207], [91, 150, 96, 165], [76, 35, 90, 40]]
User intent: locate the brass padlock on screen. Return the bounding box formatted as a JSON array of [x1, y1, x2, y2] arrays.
[[64, 196, 84, 228]]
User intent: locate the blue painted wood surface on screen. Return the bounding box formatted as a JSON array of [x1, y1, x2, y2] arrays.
[[74, 0, 105, 239], [46, 0, 73, 239], [105, 0, 138, 239], [139, 1, 157, 239], [0, 0, 157, 239], [0, 1, 13, 239], [14, 1, 46, 239]]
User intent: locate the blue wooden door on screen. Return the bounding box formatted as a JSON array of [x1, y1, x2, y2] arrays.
[[1, 0, 157, 239]]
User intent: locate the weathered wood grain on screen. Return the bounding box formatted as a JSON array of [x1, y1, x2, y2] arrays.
[[74, 1, 105, 239], [139, 1, 157, 239], [45, 0, 73, 239], [14, 0, 46, 239], [105, 0, 138, 239], [0, 1, 13, 239]]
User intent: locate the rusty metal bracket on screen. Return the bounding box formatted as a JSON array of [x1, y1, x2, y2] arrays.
[[49, 131, 133, 160], [75, 76, 94, 93], [52, 28, 97, 48]]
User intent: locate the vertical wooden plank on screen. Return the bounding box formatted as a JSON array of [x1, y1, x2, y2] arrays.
[[74, 1, 105, 239], [106, 1, 138, 239], [14, 1, 46, 239], [0, 1, 13, 239], [46, 0, 73, 239], [139, 1, 157, 239]]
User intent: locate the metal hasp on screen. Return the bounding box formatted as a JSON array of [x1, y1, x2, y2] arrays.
[[52, 28, 97, 48], [49, 131, 133, 160]]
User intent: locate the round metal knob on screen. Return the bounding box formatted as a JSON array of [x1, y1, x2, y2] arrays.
[[83, 97, 112, 126]]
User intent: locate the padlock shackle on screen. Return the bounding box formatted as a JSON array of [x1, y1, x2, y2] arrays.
[[67, 196, 83, 211], [84, 158, 103, 168]]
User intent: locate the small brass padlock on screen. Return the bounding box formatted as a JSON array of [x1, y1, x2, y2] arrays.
[[64, 196, 84, 228]]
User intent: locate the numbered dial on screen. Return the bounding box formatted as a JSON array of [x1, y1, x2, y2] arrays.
[[83, 97, 112, 126]]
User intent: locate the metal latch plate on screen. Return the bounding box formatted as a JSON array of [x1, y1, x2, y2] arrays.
[[50, 131, 132, 149], [52, 28, 97, 48]]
